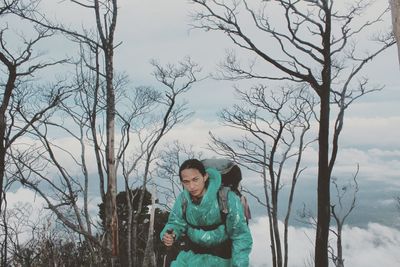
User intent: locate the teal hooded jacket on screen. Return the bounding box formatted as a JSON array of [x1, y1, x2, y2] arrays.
[[160, 168, 253, 267]]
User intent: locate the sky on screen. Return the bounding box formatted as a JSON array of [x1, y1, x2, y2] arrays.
[[4, 0, 400, 266]]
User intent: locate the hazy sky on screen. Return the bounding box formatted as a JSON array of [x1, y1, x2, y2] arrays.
[[5, 0, 400, 266]]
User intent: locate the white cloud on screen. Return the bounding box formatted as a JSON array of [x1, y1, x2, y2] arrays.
[[249, 217, 315, 267], [169, 117, 306, 155], [249, 217, 400, 267], [6, 187, 103, 233], [329, 147, 400, 185], [341, 223, 400, 267], [164, 118, 223, 154], [341, 116, 400, 149], [377, 198, 397, 206], [4, 188, 50, 243], [6, 187, 46, 210], [167, 116, 400, 185]]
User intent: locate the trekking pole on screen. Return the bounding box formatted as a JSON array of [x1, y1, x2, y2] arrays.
[[162, 229, 174, 267]]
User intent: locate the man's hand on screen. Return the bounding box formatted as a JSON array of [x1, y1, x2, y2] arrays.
[[162, 229, 175, 247]]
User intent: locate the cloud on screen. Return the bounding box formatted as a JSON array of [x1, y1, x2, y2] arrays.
[[377, 198, 397, 206], [4, 188, 50, 243], [165, 119, 217, 143], [340, 223, 400, 267], [249, 216, 315, 267], [249, 217, 400, 267], [341, 116, 400, 150], [164, 118, 239, 156], [166, 115, 400, 185], [329, 147, 400, 185], [6, 187, 46, 210]]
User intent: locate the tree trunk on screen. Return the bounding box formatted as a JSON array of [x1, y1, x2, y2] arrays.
[[315, 3, 332, 266], [143, 185, 157, 267], [95, 0, 119, 262], [0, 56, 16, 215], [315, 87, 331, 267], [125, 185, 133, 267], [105, 44, 119, 264], [336, 223, 344, 267], [391, 0, 400, 65]]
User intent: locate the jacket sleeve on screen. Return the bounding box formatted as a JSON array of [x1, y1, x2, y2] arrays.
[[226, 191, 253, 267], [160, 193, 188, 241]]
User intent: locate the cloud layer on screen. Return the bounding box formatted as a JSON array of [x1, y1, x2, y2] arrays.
[[6, 190, 400, 267], [249, 217, 400, 267]]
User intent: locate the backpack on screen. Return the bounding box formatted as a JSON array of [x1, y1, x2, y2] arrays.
[[181, 158, 251, 226]]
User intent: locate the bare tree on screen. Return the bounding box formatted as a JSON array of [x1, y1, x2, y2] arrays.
[[4, 42, 128, 265], [11, 1, 202, 265], [0, 3, 69, 264], [10, 0, 118, 266], [4, 203, 94, 266], [189, 1, 394, 265], [329, 167, 359, 267], [7, 56, 199, 267], [0, 0, 68, 215], [3, 203, 56, 266], [208, 85, 315, 267], [128, 58, 200, 267], [298, 167, 360, 267], [14, 0, 121, 262]]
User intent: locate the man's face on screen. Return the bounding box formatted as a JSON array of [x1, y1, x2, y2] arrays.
[[181, 168, 208, 198]]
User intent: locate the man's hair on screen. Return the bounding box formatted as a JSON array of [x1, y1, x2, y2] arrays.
[[179, 158, 206, 181]]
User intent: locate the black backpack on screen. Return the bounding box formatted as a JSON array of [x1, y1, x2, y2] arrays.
[[181, 158, 251, 225]]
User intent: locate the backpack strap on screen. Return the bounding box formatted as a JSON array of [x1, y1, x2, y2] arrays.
[[240, 194, 251, 224], [218, 186, 230, 223], [181, 194, 188, 220]]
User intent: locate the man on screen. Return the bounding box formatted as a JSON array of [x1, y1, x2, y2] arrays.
[[160, 159, 252, 267]]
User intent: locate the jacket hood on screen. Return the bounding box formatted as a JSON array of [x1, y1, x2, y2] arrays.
[[182, 167, 221, 205], [182, 168, 222, 227]]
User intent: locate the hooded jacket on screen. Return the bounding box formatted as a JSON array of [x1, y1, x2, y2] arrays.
[[160, 168, 252, 267]]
